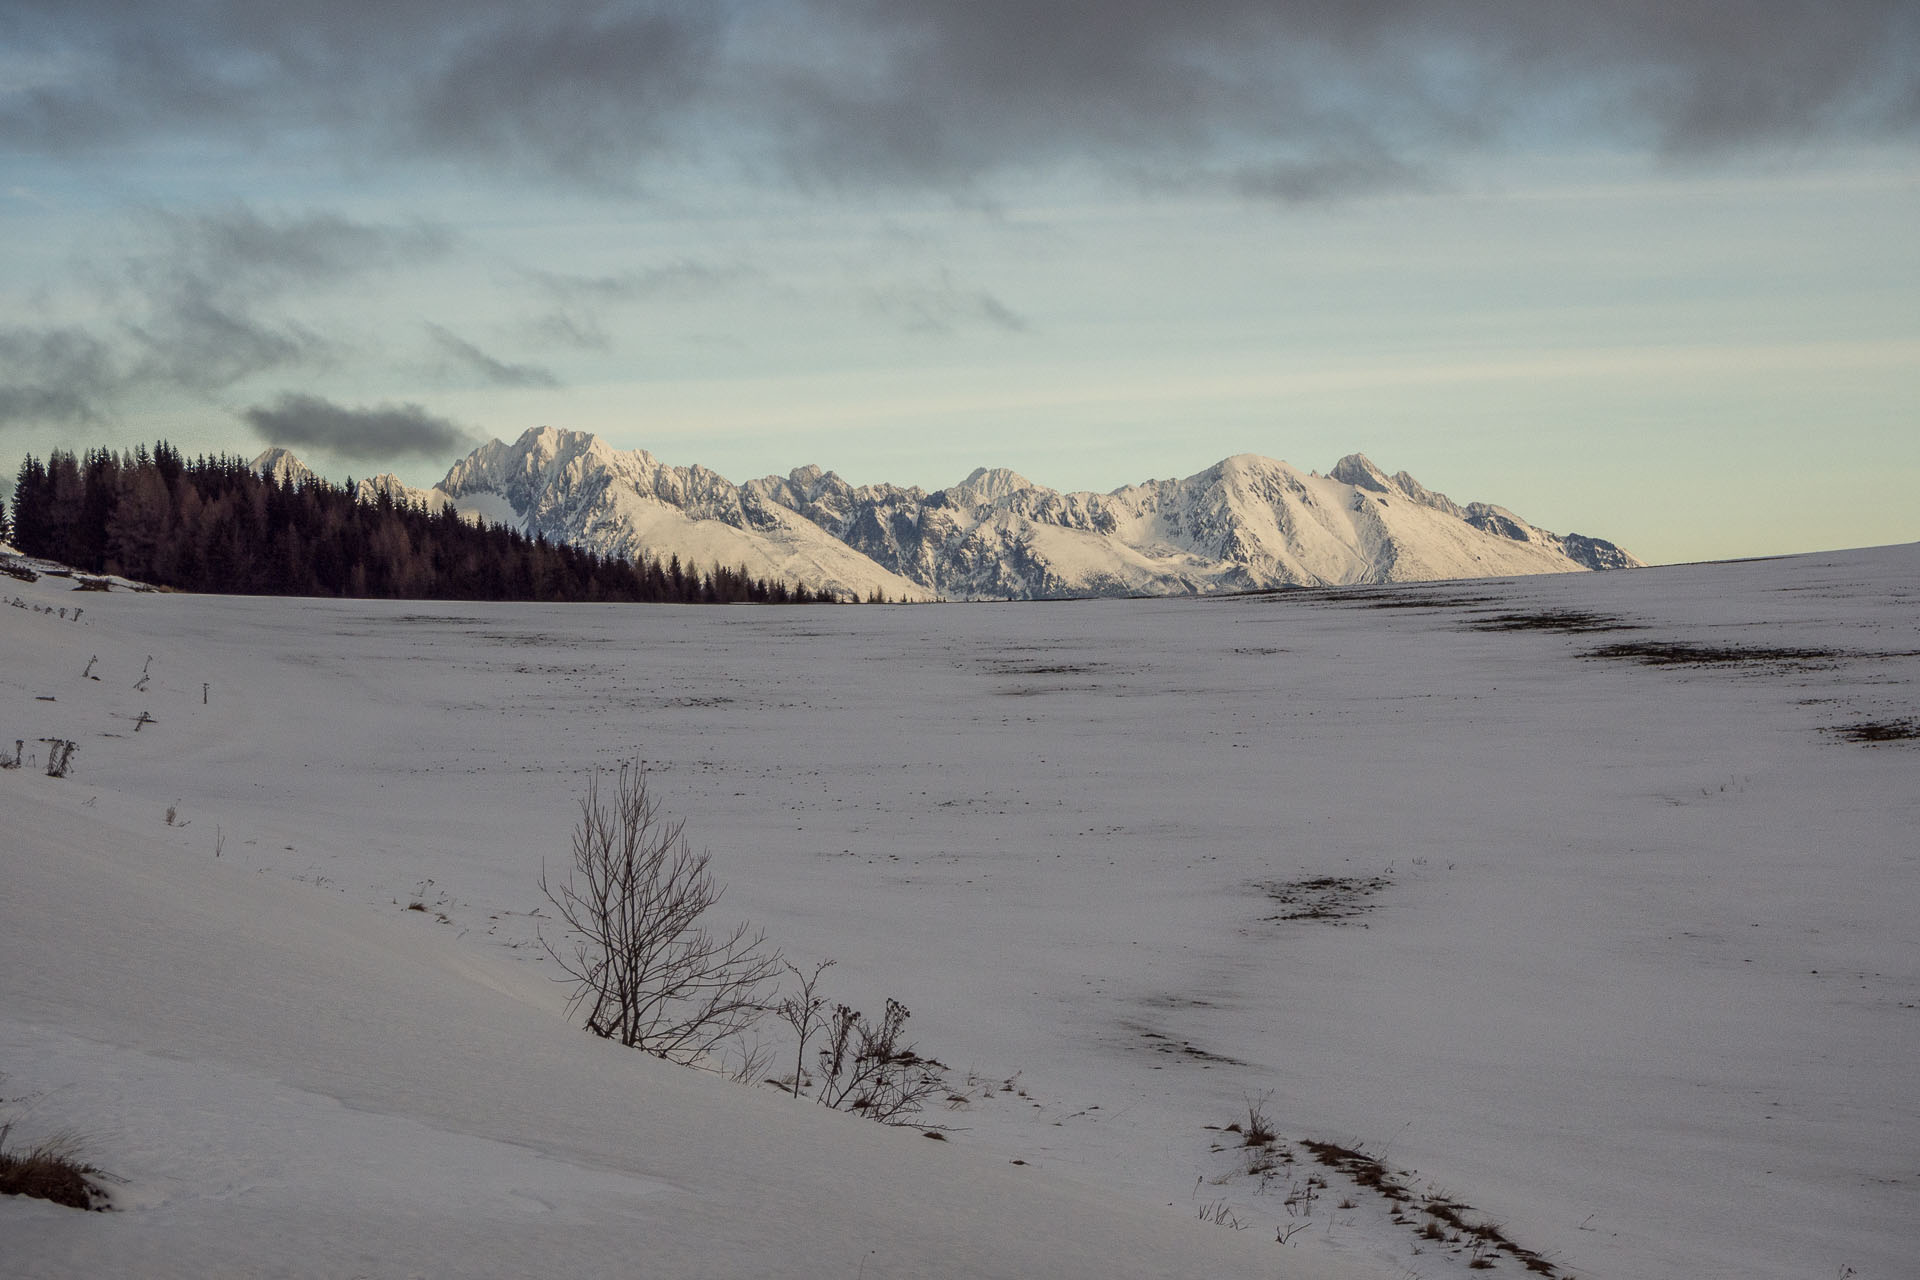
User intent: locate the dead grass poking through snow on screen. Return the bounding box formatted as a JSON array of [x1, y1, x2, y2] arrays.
[[0, 1122, 110, 1211]]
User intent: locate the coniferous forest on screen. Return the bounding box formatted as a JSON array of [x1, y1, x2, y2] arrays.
[[3, 444, 828, 604]]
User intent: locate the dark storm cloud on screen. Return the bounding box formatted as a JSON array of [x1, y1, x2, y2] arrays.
[[2, 3, 1915, 195], [425, 323, 562, 388], [242, 392, 478, 462], [402, 7, 722, 184], [766, 0, 1920, 189], [0, 0, 724, 184]]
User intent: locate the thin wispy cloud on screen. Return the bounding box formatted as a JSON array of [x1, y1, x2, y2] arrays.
[[141, 207, 453, 297], [866, 269, 1030, 337], [425, 323, 561, 389], [517, 258, 760, 351]]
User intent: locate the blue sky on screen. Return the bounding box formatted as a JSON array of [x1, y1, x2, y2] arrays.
[[3, 1, 1916, 564]]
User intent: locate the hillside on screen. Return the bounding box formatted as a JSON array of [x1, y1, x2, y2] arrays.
[[4, 543, 1914, 1279]]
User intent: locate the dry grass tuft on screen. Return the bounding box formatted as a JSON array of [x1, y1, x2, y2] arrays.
[[0, 1123, 109, 1211]]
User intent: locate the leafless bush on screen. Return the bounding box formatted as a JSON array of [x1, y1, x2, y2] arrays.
[[774, 958, 836, 1098], [538, 762, 778, 1064], [814, 998, 946, 1124]]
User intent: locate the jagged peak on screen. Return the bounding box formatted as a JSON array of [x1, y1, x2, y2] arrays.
[[1329, 453, 1393, 493], [513, 425, 612, 464], [943, 466, 1036, 508], [411, 426, 1639, 599], [251, 447, 316, 486], [1389, 470, 1462, 517]]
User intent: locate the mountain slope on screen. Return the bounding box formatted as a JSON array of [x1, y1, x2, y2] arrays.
[[257, 431, 1640, 600], [435, 429, 937, 602], [782, 446, 1641, 597]]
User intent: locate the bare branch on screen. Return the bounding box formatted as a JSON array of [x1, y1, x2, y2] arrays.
[[774, 957, 836, 1099], [538, 761, 778, 1064]]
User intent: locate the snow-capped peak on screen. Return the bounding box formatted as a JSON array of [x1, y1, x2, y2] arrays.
[[253, 447, 318, 488], [255, 432, 1641, 600], [941, 467, 1036, 509], [1328, 453, 1394, 494]]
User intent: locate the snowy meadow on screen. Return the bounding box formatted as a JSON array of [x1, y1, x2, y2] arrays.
[[3, 544, 1916, 1279]]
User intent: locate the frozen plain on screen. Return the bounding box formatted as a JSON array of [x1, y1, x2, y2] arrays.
[[2, 543, 1916, 1279]]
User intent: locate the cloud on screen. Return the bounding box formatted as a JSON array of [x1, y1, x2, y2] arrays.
[[866, 269, 1028, 336], [1227, 140, 1434, 205], [143, 207, 452, 298], [0, 1, 724, 185], [400, 6, 723, 184], [518, 258, 758, 350], [528, 310, 612, 352], [241, 392, 478, 462], [3, 3, 1913, 197], [123, 285, 332, 396], [0, 205, 461, 430], [425, 323, 561, 388], [0, 325, 120, 428]]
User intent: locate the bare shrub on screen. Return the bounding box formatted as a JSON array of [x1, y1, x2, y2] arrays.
[[815, 998, 946, 1124], [774, 958, 836, 1098], [538, 762, 778, 1064]]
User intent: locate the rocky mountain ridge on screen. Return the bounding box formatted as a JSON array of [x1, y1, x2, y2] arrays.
[[256, 428, 1640, 600]]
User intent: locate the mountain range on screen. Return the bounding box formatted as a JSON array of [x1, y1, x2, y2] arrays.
[[255, 428, 1640, 601]]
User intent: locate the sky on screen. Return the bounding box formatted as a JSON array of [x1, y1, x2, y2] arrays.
[[1, 1, 1916, 565]]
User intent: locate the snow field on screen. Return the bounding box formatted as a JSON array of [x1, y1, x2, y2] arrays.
[[3, 543, 1916, 1278]]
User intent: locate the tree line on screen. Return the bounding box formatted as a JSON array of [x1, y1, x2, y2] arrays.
[[3, 444, 830, 604]]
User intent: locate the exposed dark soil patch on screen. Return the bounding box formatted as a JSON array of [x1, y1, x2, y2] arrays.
[[1584, 640, 1845, 668], [1256, 874, 1390, 924], [1129, 1025, 1244, 1066], [1829, 718, 1920, 744], [1467, 610, 1640, 634], [1311, 590, 1497, 611]]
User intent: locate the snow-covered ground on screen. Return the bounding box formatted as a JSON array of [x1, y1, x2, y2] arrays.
[[3, 544, 1915, 1279]]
